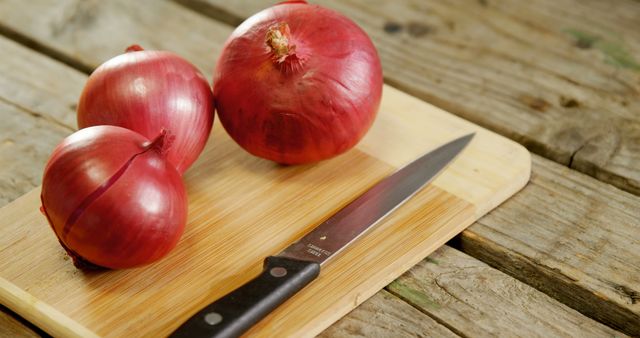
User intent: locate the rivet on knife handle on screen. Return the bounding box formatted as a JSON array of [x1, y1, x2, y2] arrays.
[[170, 256, 320, 338]]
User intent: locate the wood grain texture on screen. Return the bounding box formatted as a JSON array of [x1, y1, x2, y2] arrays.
[[460, 155, 640, 335], [0, 37, 79, 206], [0, 306, 40, 338], [1, 278, 97, 338], [318, 289, 459, 338], [0, 0, 230, 78], [388, 246, 626, 338], [0, 101, 70, 207], [174, 0, 640, 196]]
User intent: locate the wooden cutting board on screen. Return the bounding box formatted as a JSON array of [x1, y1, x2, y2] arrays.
[[0, 85, 530, 338]]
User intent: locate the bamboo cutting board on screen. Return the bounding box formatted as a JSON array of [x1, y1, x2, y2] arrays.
[[0, 85, 530, 337]]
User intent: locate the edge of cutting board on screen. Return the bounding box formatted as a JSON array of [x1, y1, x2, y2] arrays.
[[247, 186, 476, 337], [0, 276, 98, 338], [361, 85, 531, 216]]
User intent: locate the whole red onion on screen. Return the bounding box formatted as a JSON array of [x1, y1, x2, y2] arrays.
[[40, 126, 187, 269], [78, 45, 214, 174], [213, 1, 383, 164]]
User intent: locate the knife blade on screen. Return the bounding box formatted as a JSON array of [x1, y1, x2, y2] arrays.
[[170, 133, 474, 338]]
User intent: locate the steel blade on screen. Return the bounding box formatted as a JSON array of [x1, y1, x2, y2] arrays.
[[278, 133, 474, 265]]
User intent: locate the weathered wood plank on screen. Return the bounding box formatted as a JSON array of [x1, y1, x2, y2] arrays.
[[0, 38, 80, 206], [0, 0, 230, 78], [387, 246, 625, 338], [321, 248, 629, 337], [173, 0, 640, 196], [319, 290, 459, 338], [459, 155, 640, 335], [0, 102, 71, 206], [0, 38, 80, 130]]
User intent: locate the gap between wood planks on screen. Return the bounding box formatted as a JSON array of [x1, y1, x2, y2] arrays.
[[0, 305, 47, 338], [0, 22, 93, 74]]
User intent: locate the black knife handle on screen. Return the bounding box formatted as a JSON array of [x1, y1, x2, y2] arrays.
[[170, 256, 320, 338]]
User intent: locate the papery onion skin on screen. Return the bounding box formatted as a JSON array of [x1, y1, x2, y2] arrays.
[[41, 126, 187, 269], [78, 46, 214, 174], [213, 1, 383, 164]]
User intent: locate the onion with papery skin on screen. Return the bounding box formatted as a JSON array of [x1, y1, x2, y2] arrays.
[[213, 1, 383, 164], [78, 45, 214, 174], [41, 126, 187, 269]]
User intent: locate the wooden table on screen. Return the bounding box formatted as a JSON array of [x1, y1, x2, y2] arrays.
[[0, 0, 638, 337]]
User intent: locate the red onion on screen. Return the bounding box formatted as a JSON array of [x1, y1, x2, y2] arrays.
[[78, 45, 214, 174], [40, 126, 187, 269], [213, 1, 383, 164]]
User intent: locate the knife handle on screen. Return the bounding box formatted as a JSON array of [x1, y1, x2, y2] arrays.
[[170, 256, 320, 338]]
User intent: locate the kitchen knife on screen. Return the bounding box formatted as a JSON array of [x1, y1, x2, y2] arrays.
[[171, 133, 474, 338]]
